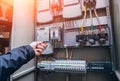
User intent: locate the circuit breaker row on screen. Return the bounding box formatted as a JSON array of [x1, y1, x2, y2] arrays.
[[75, 26, 109, 46], [36, 25, 110, 48]]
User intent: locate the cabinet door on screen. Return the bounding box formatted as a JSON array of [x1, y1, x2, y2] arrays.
[[10, 0, 35, 81]]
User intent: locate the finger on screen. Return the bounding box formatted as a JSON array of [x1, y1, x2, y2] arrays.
[[36, 45, 45, 50], [35, 51, 42, 56], [36, 43, 42, 49], [35, 49, 43, 56], [37, 44, 48, 50], [36, 48, 43, 53], [40, 43, 48, 48]]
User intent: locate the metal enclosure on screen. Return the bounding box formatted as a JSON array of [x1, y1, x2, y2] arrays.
[[10, 0, 36, 81], [10, 0, 120, 81], [111, 0, 120, 80], [35, 0, 119, 81]]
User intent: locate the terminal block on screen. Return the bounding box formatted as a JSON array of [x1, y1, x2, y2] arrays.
[[38, 60, 112, 73], [38, 60, 87, 73]]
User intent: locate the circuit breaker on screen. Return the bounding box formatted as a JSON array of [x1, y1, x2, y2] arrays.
[[36, 26, 53, 54], [36, 0, 115, 81]]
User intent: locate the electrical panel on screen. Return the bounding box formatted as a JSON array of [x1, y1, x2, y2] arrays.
[[36, 0, 112, 48], [36, 0, 114, 78]]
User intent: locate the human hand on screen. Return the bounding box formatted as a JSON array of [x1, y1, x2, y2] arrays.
[[30, 42, 48, 56]]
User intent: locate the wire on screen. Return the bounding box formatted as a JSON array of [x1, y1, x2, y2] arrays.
[[94, 8, 102, 30], [92, 0, 102, 31], [74, 20, 78, 27], [65, 47, 69, 81], [89, 9, 94, 31], [65, 48, 69, 60], [65, 47, 74, 81], [80, 1, 87, 34], [69, 48, 73, 59]]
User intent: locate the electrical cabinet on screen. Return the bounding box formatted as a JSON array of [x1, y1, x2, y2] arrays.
[[35, 0, 118, 81], [5, 0, 120, 81]]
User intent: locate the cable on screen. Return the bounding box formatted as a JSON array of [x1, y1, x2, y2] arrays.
[[65, 48, 69, 60], [65, 47, 74, 81], [92, 0, 102, 30], [80, 0, 87, 34], [65, 48, 69, 81], [94, 9, 102, 29], [88, 0, 94, 31], [89, 9, 94, 31], [69, 48, 73, 59]]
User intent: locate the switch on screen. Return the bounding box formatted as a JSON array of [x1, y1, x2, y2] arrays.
[[50, 27, 61, 41], [88, 34, 95, 45], [76, 34, 87, 46], [98, 28, 108, 45]]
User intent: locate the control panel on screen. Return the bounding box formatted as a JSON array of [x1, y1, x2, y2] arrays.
[[36, 0, 114, 75], [36, 0, 112, 48]]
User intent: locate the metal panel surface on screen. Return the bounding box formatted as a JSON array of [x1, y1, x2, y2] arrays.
[[111, 0, 120, 80], [10, 0, 36, 81]]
